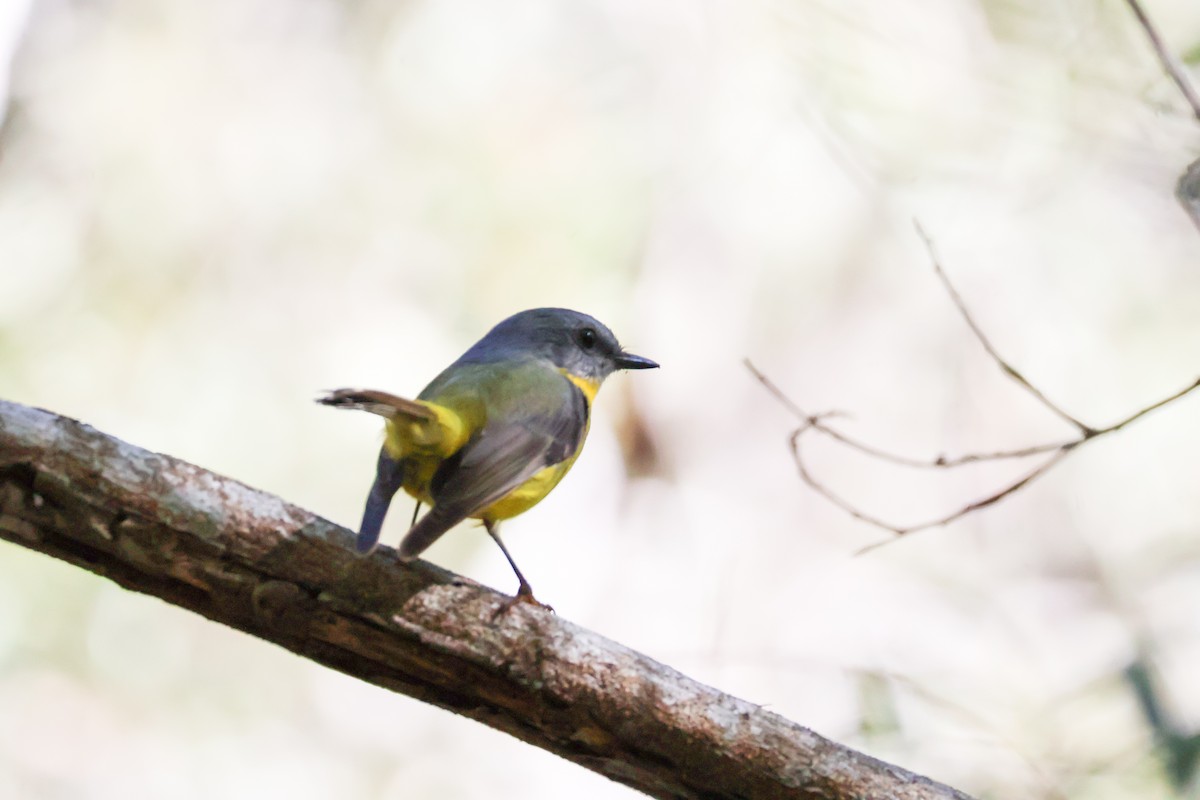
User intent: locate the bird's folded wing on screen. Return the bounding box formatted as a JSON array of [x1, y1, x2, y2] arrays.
[[397, 386, 585, 559]]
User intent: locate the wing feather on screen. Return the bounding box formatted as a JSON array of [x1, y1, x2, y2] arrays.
[[397, 380, 586, 559]]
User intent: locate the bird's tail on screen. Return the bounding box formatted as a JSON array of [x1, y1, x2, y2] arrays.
[[318, 388, 467, 457], [319, 387, 470, 554], [356, 447, 406, 554], [317, 388, 437, 422]]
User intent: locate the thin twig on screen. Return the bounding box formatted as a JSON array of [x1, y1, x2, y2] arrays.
[[749, 225, 1200, 547], [822, 423, 1069, 468], [1089, 375, 1200, 436], [1122, 0, 1200, 122], [744, 361, 1073, 469], [852, 449, 1073, 555], [1120, 1, 1200, 233], [913, 222, 1093, 435]]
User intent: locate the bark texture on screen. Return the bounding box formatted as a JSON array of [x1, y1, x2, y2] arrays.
[[0, 398, 973, 800]]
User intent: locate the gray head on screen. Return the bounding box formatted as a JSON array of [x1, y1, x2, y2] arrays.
[[460, 308, 658, 383]]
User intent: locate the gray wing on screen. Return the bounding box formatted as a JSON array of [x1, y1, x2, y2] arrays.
[[396, 381, 587, 560]]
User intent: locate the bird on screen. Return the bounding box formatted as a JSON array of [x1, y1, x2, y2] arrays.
[[318, 307, 658, 606]]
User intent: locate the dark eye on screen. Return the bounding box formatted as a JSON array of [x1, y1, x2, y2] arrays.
[[577, 327, 597, 350]]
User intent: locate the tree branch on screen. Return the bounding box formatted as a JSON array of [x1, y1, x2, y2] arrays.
[[747, 224, 1200, 550], [912, 223, 1092, 434], [1121, 0, 1200, 123], [0, 398, 972, 800], [1117, 0, 1200, 231]]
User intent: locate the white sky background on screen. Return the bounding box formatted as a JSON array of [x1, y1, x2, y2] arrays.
[[2, 1, 1200, 798]]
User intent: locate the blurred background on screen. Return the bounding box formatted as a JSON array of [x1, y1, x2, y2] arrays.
[[3, 0, 1200, 797]]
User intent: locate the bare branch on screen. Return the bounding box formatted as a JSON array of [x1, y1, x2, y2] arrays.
[[853, 449, 1073, 555], [1121, 0, 1200, 122], [745, 361, 1072, 469], [913, 222, 1092, 434], [746, 361, 1065, 467], [1090, 375, 1200, 436], [0, 398, 973, 800], [1119, 0, 1200, 231], [748, 226, 1200, 547]]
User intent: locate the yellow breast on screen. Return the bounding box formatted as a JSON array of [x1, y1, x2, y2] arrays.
[[480, 457, 579, 521]]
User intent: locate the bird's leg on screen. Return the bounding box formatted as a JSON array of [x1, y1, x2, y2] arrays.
[[485, 520, 552, 613], [410, 501, 421, 528]]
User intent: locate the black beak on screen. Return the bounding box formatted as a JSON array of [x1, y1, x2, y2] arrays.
[[615, 352, 659, 370]]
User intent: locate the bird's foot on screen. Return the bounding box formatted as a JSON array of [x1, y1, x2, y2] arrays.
[[490, 584, 554, 619]]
